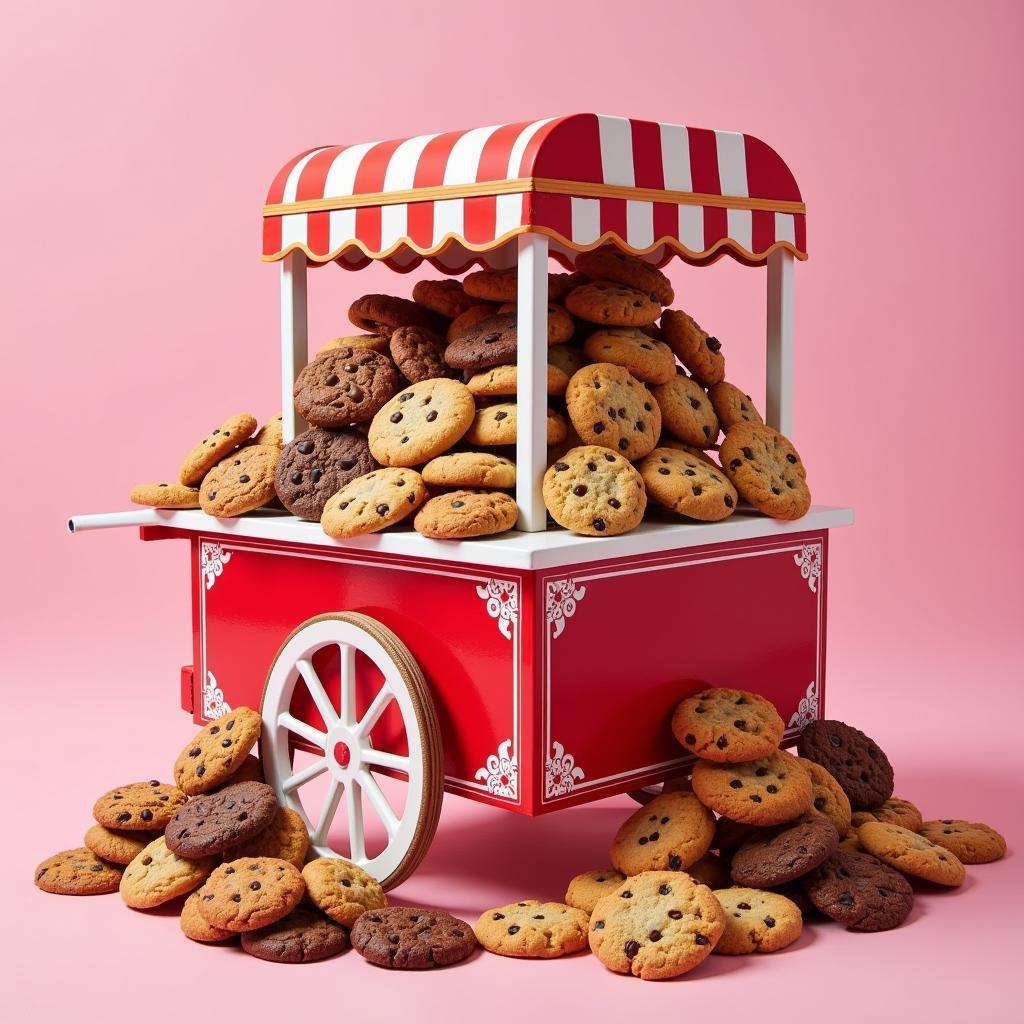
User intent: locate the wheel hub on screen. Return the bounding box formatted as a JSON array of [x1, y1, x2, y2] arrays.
[[326, 726, 360, 778]]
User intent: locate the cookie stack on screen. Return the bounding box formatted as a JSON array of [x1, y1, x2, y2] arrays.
[[131, 247, 815, 541]]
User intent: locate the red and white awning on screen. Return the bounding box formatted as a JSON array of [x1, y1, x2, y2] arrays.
[[262, 113, 806, 272]]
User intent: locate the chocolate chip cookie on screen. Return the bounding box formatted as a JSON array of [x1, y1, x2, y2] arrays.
[[389, 325, 458, 383], [609, 791, 716, 875], [466, 362, 570, 397], [720, 422, 811, 520], [443, 312, 518, 371], [412, 278, 478, 319], [165, 781, 278, 858], [179, 413, 258, 486], [671, 687, 784, 762], [92, 780, 188, 831], [34, 847, 123, 895], [413, 490, 519, 539], [350, 906, 477, 969], [173, 706, 263, 795], [686, 852, 732, 889], [661, 309, 726, 386], [708, 381, 764, 431], [294, 347, 400, 427], [802, 849, 914, 931], [712, 887, 803, 954], [476, 901, 588, 959], [918, 819, 1006, 864], [180, 889, 235, 943], [242, 907, 349, 963], [223, 806, 310, 869], [651, 372, 719, 448], [252, 413, 284, 447], [857, 822, 966, 886], [301, 857, 387, 927], [542, 445, 646, 535], [589, 871, 726, 980], [275, 427, 378, 520], [565, 281, 662, 327], [730, 815, 840, 887], [851, 798, 923, 833], [348, 293, 438, 337], [197, 857, 306, 932], [692, 750, 813, 825], [421, 451, 516, 489], [119, 836, 216, 908], [575, 248, 675, 305], [199, 444, 281, 517], [583, 327, 676, 385], [642, 448, 737, 521], [797, 719, 894, 810], [83, 825, 159, 867], [321, 333, 392, 355], [565, 362, 661, 459], [130, 482, 201, 508], [368, 378, 476, 466], [320, 468, 427, 538], [464, 403, 568, 447], [564, 869, 628, 914], [797, 757, 853, 835]]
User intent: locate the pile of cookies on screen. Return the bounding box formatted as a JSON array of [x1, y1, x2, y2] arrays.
[[34, 707, 477, 968], [131, 248, 813, 540]]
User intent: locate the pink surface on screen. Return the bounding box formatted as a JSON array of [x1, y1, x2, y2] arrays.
[[1, 1, 1021, 1020]]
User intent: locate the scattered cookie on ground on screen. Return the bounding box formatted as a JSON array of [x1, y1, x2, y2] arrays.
[[180, 889, 235, 943], [165, 781, 279, 858], [34, 847, 123, 895], [565, 869, 628, 915], [83, 824, 160, 867], [476, 900, 588, 959], [609, 791, 716, 875], [197, 857, 305, 932], [351, 906, 477, 969], [918, 819, 1007, 864], [120, 836, 215, 909], [302, 858, 387, 927], [802, 849, 913, 932], [729, 815, 840, 887], [173, 707, 263, 795], [242, 907, 349, 963], [712, 887, 803, 954], [223, 806, 309, 869], [671, 687, 784, 762], [857, 822, 966, 887], [851, 798, 924, 833], [92, 780, 188, 831]]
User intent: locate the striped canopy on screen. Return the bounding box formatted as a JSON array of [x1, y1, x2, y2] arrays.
[[262, 113, 806, 272]]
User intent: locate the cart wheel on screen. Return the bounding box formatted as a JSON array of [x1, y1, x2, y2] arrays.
[[628, 774, 691, 805], [260, 612, 443, 891]]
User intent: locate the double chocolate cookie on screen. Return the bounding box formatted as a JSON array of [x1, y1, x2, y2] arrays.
[[293, 347, 400, 427], [802, 849, 913, 932], [797, 719, 894, 810], [275, 427, 378, 520], [729, 814, 840, 887], [350, 906, 477, 969], [165, 781, 278, 858]]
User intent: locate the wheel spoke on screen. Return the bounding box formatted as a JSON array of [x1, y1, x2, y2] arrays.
[[297, 658, 338, 729], [358, 769, 399, 838], [339, 642, 357, 728], [361, 747, 410, 774], [278, 712, 327, 749], [345, 779, 365, 862], [280, 756, 329, 794], [312, 778, 343, 847], [355, 685, 395, 738]]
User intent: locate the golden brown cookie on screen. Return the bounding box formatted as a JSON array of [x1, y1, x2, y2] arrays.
[[565, 362, 661, 459], [421, 451, 515, 489], [252, 413, 284, 447], [130, 482, 201, 509], [413, 490, 519, 539], [320, 333, 392, 355], [463, 403, 568, 447], [476, 900, 588, 959], [222, 806, 310, 869], [797, 758, 853, 835], [575, 248, 674, 305], [671, 687, 784, 762], [851, 798, 924, 833], [348, 293, 437, 337], [198, 444, 279, 518], [661, 309, 725, 386], [857, 822, 966, 886], [180, 889, 235, 943], [640, 448, 737, 521], [583, 327, 676, 385], [92, 780, 188, 831], [589, 871, 726, 980], [543, 444, 647, 536], [320, 468, 427, 538], [659, 438, 721, 465], [610, 792, 716, 875], [708, 382, 763, 431], [651, 372, 719, 448], [179, 413, 258, 486], [495, 301, 575, 344], [211, 753, 264, 789], [565, 281, 662, 327], [34, 847, 123, 895], [83, 825, 160, 867], [686, 853, 731, 889], [466, 363, 570, 398], [173, 706, 262, 795], [412, 278, 478, 318], [692, 750, 813, 826], [712, 887, 803, 954], [918, 820, 1006, 864], [368, 378, 476, 466], [301, 857, 387, 927], [564, 869, 627, 915], [720, 423, 811, 520], [119, 836, 215, 908], [462, 268, 520, 302], [197, 857, 306, 931]]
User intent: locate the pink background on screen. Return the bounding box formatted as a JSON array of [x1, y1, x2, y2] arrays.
[[1, 1, 1020, 1019]]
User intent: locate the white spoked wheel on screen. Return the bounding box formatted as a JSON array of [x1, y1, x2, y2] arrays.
[[260, 612, 442, 890]]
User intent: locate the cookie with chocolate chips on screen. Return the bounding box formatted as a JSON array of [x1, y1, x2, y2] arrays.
[[320, 468, 427, 538], [302, 858, 387, 927], [730, 814, 840, 887], [720, 422, 811, 520], [692, 750, 813, 826], [34, 847, 123, 895], [661, 309, 726, 386], [197, 857, 305, 932], [84, 825, 160, 867], [708, 381, 764, 431], [351, 906, 477, 969], [712, 887, 803, 954], [671, 687, 784, 762], [564, 869, 628, 914], [389, 325, 458, 383], [583, 327, 676, 385], [797, 757, 853, 835], [130, 481, 201, 509], [275, 427, 378, 521], [542, 444, 647, 536], [464, 403, 568, 447], [443, 312, 519, 371], [179, 413, 258, 486], [119, 836, 216, 908], [574, 248, 675, 306], [294, 347, 400, 427], [565, 362, 661, 459], [797, 719, 894, 810], [918, 819, 1006, 864], [242, 907, 349, 963], [348, 293, 438, 337], [609, 791, 716, 876], [412, 278, 479, 319], [446, 303, 500, 341], [173, 706, 262, 795], [92, 780, 188, 831], [475, 900, 588, 959], [413, 490, 519, 539], [199, 444, 280, 518], [851, 798, 923, 833], [857, 822, 966, 886], [165, 781, 278, 858], [565, 280, 662, 327], [368, 378, 476, 466], [802, 849, 913, 932], [651, 372, 720, 448], [589, 871, 726, 980]]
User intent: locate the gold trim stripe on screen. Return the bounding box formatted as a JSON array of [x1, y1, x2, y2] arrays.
[[262, 177, 805, 218]]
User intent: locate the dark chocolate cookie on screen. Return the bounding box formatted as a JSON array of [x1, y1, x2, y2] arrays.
[[389, 326, 458, 383], [164, 781, 278, 858], [241, 907, 349, 963], [797, 719, 894, 810], [801, 849, 913, 932], [730, 814, 840, 887], [443, 312, 517, 371], [275, 427, 378, 520], [350, 906, 477, 969], [293, 347, 400, 427], [348, 293, 439, 337]]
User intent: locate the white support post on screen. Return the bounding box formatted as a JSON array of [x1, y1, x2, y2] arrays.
[[280, 252, 309, 445], [765, 249, 795, 437], [515, 234, 549, 532]]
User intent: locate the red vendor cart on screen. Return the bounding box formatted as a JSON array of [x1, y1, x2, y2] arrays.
[[71, 113, 852, 890]]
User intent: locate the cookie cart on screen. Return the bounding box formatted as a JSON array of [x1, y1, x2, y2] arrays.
[[70, 114, 852, 889]]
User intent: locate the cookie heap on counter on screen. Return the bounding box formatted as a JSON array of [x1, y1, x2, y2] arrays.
[[130, 248, 814, 541]]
